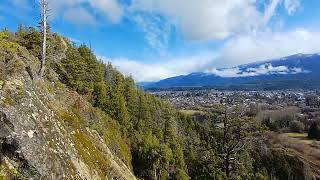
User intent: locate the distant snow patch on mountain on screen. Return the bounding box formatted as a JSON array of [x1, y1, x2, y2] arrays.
[[208, 67, 242, 77], [291, 67, 304, 74], [207, 64, 307, 77]]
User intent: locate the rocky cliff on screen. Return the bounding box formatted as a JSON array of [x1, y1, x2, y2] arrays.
[[0, 36, 136, 179]]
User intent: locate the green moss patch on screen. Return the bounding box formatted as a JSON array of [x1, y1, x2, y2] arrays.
[[72, 130, 110, 177], [102, 120, 132, 169], [2, 97, 15, 106], [58, 109, 112, 177], [58, 110, 83, 130]]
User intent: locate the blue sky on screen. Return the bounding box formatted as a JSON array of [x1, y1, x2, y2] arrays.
[[1, 0, 320, 82]]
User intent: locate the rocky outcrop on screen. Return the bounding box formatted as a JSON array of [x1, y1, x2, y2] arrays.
[[0, 43, 136, 179]]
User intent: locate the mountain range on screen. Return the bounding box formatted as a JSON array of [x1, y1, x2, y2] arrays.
[[144, 53, 320, 90]]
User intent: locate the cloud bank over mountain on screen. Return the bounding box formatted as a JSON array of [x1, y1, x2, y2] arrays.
[[106, 29, 320, 82], [145, 53, 320, 89], [207, 64, 306, 78]]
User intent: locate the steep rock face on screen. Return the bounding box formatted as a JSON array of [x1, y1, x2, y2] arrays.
[[0, 44, 136, 179]]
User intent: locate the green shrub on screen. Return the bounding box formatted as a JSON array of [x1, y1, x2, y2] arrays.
[[0, 41, 19, 52], [173, 169, 189, 180], [16, 27, 41, 58], [0, 31, 9, 40], [308, 120, 320, 140], [289, 120, 305, 133], [0, 31, 19, 52]]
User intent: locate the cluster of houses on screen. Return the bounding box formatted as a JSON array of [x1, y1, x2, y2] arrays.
[[151, 90, 320, 109]]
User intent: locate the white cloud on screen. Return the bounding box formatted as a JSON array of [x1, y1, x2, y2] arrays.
[[291, 67, 303, 74], [7, 0, 124, 24], [132, 14, 172, 52], [263, 0, 281, 26], [107, 28, 320, 82], [49, 0, 87, 14], [208, 67, 242, 78], [213, 29, 320, 67], [90, 0, 124, 23], [246, 64, 289, 75], [107, 58, 171, 82], [207, 64, 306, 78], [47, 0, 123, 24], [8, 0, 301, 44], [129, 0, 297, 42], [8, 0, 312, 83], [130, 0, 259, 41], [63, 7, 97, 25], [284, 0, 300, 15], [101, 53, 213, 82]]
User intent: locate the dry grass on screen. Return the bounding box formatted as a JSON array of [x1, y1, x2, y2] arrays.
[[284, 133, 314, 145], [268, 132, 320, 164], [179, 109, 205, 115]]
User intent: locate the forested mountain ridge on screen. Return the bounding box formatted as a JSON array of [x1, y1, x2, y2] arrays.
[[0, 27, 319, 179]]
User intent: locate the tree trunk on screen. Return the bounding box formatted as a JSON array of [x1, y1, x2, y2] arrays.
[[154, 165, 157, 180], [225, 155, 230, 178], [39, 0, 47, 77]]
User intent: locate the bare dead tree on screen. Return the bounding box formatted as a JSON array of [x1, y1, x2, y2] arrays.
[[39, 0, 49, 77]]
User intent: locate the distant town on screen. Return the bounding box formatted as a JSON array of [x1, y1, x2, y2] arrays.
[[151, 90, 320, 110]]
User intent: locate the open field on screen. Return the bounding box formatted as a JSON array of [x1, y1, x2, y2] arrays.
[[179, 109, 205, 115], [273, 132, 320, 158], [284, 133, 317, 145], [268, 132, 320, 176]]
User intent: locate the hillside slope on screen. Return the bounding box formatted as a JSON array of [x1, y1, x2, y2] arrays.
[[0, 27, 190, 180], [0, 33, 136, 179]]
